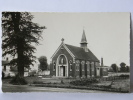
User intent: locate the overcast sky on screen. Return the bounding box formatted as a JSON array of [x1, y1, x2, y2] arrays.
[[31, 12, 130, 66]]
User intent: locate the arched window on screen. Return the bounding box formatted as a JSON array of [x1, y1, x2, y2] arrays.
[[91, 62, 94, 71], [86, 61, 90, 71], [58, 55, 66, 65], [81, 61, 85, 71], [76, 60, 80, 71]]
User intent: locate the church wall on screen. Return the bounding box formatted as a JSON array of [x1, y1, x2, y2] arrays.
[[50, 45, 74, 77], [70, 63, 75, 77], [74, 60, 100, 78], [50, 62, 54, 77], [94, 62, 97, 76]]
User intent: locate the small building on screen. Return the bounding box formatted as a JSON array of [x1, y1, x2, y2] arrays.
[[2, 58, 15, 77], [50, 30, 108, 78], [100, 58, 108, 77], [2, 58, 29, 77]]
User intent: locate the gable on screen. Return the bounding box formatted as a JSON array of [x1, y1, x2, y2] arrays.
[[51, 43, 75, 59]]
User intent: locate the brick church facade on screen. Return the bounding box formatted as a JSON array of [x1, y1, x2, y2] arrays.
[[50, 30, 108, 78]]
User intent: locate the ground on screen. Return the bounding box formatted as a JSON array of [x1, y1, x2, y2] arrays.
[[2, 74, 130, 93], [2, 83, 112, 93]]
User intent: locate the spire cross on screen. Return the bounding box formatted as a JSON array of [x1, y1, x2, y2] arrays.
[[61, 38, 64, 42]]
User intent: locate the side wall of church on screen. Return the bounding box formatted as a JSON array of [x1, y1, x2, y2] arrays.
[[74, 60, 99, 78]]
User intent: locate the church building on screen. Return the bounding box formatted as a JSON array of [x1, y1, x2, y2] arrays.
[[50, 30, 108, 78]]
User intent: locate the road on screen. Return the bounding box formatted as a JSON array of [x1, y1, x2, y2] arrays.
[[2, 84, 112, 93]]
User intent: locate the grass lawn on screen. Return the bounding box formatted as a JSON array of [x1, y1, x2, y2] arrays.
[[25, 76, 75, 84], [92, 79, 130, 92], [2, 75, 130, 93]]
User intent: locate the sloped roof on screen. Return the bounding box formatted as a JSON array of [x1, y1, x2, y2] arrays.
[[65, 44, 99, 62]]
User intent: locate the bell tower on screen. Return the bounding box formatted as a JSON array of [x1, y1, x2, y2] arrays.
[[80, 30, 88, 52]]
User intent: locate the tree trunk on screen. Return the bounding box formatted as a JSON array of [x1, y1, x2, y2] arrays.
[[10, 12, 27, 85]]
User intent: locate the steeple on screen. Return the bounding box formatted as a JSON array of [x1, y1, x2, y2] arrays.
[[80, 29, 88, 52], [81, 29, 87, 44]]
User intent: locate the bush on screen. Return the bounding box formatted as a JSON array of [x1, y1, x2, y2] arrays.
[[70, 78, 99, 86], [33, 81, 44, 84], [119, 74, 129, 78]]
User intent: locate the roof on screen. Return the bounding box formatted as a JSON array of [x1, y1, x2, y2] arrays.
[[65, 44, 99, 62], [2, 60, 10, 65]]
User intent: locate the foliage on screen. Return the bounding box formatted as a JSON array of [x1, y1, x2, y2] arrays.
[[2, 12, 45, 84], [119, 74, 129, 78], [38, 56, 48, 71], [111, 64, 118, 72], [10, 66, 17, 71], [126, 66, 130, 72], [120, 62, 126, 72], [70, 78, 99, 86]]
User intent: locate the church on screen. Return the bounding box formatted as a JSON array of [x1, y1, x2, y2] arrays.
[[50, 30, 108, 78]]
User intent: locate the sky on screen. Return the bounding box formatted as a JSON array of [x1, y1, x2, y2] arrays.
[[31, 12, 130, 67]]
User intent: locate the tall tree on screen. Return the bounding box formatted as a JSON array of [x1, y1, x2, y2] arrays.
[[120, 62, 126, 72], [38, 56, 48, 71], [111, 64, 118, 72], [2, 12, 45, 84]]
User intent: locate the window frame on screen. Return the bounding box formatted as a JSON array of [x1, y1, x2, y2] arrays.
[[91, 62, 94, 71], [86, 61, 90, 71], [81, 61, 85, 71], [76, 60, 80, 71]]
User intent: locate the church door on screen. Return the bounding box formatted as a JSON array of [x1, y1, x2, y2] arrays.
[[60, 66, 65, 77]]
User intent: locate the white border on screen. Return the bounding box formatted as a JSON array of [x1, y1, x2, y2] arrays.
[[0, 0, 133, 100]]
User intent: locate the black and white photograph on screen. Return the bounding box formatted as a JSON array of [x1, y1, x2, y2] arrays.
[[1, 12, 130, 93]]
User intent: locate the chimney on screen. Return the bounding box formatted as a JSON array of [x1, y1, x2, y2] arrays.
[[101, 57, 104, 67]]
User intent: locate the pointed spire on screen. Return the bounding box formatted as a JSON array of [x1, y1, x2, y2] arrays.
[[80, 29, 87, 44], [80, 29, 88, 52]]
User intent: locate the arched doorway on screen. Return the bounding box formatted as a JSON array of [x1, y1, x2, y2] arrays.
[[56, 54, 68, 77]]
